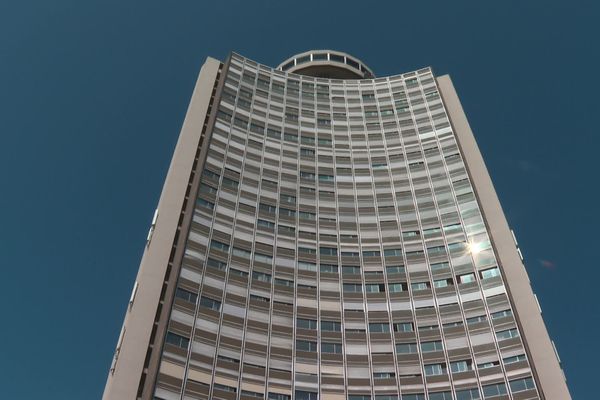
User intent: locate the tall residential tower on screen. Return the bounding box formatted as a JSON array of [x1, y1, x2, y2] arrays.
[[103, 51, 570, 400]]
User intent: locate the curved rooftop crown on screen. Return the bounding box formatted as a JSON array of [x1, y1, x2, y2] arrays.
[[277, 49, 375, 80]]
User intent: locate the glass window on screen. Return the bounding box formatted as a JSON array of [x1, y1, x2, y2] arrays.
[[230, 268, 248, 277], [254, 253, 273, 264], [280, 194, 296, 204], [252, 271, 271, 283], [222, 177, 239, 189], [295, 390, 318, 400], [427, 245, 445, 255], [232, 247, 251, 259], [402, 230, 420, 239], [207, 258, 226, 271], [299, 211, 316, 220], [466, 315, 486, 325], [443, 321, 463, 329], [202, 169, 220, 180], [459, 273, 476, 284], [496, 328, 519, 341], [214, 383, 237, 393], [175, 288, 197, 304], [401, 395, 424, 400], [448, 242, 467, 252], [296, 340, 317, 352], [433, 279, 449, 288], [383, 248, 402, 257], [375, 393, 398, 399], [301, 136, 315, 145], [165, 332, 189, 348], [321, 342, 343, 354], [420, 341, 443, 352], [455, 388, 481, 400], [196, 198, 214, 210], [386, 265, 405, 274], [259, 203, 277, 213], [482, 383, 507, 398], [284, 133, 298, 142], [481, 267, 500, 279], [210, 239, 230, 253], [393, 322, 413, 332], [300, 171, 315, 180], [503, 354, 526, 364], [343, 265, 361, 275], [320, 246, 338, 256], [200, 296, 221, 311], [388, 282, 406, 293], [365, 283, 385, 293], [298, 247, 317, 255], [275, 278, 294, 287], [443, 223, 462, 234], [297, 318, 317, 330], [343, 283, 362, 293], [242, 390, 263, 398], [257, 219, 275, 230], [491, 309, 512, 319], [298, 261, 317, 271], [430, 262, 449, 271], [411, 282, 429, 291], [428, 392, 452, 400], [396, 343, 418, 354], [301, 147, 315, 156], [321, 321, 341, 332], [509, 377, 535, 393], [269, 393, 291, 400], [297, 55, 310, 64], [477, 361, 499, 369], [320, 264, 338, 273], [424, 363, 444, 376], [362, 250, 381, 257], [318, 174, 335, 182], [199, 183, 217, 195], [373, 372, 395, 379], [279, 207, 296, 217], [423, 227, 441, 237], [369, 323, 390, 333], [267, 128, 281, 139], [450, 360, 470, 373]]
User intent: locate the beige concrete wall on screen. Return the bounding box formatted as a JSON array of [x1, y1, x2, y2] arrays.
[[102, 57, 221, 400], [436, 75, 571, 400]]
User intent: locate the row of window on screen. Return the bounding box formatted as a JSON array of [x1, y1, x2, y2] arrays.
[[177, 287, 515, 332], [221, 88, 440, 118], [209, 237, 496, 267], [168, 313, 519, 354], [230, 57, 431, 97], [294, 312, 512, 334], [167, 324, 527, 367], [163, 374, 534, 400], [201, 178, 472, 213], [208, 351, 525, 373]]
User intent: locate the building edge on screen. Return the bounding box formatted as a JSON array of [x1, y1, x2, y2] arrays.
[[436, 75, 571, 400], [103, 57, 222, 400]]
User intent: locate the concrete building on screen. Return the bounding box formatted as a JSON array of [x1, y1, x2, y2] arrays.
[[103, 51, 570, 400]]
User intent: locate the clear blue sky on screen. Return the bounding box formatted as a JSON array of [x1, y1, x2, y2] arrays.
[[1, 1, 596, 398]]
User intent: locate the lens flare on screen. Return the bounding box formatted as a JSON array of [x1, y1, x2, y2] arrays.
[[468, 242, 484, 254]]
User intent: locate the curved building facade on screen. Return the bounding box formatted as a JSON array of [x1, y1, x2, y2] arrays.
[[103, 52, 571, 400]]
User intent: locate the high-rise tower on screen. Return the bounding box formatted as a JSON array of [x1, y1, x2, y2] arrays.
[[103, 51, 570, 400]]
